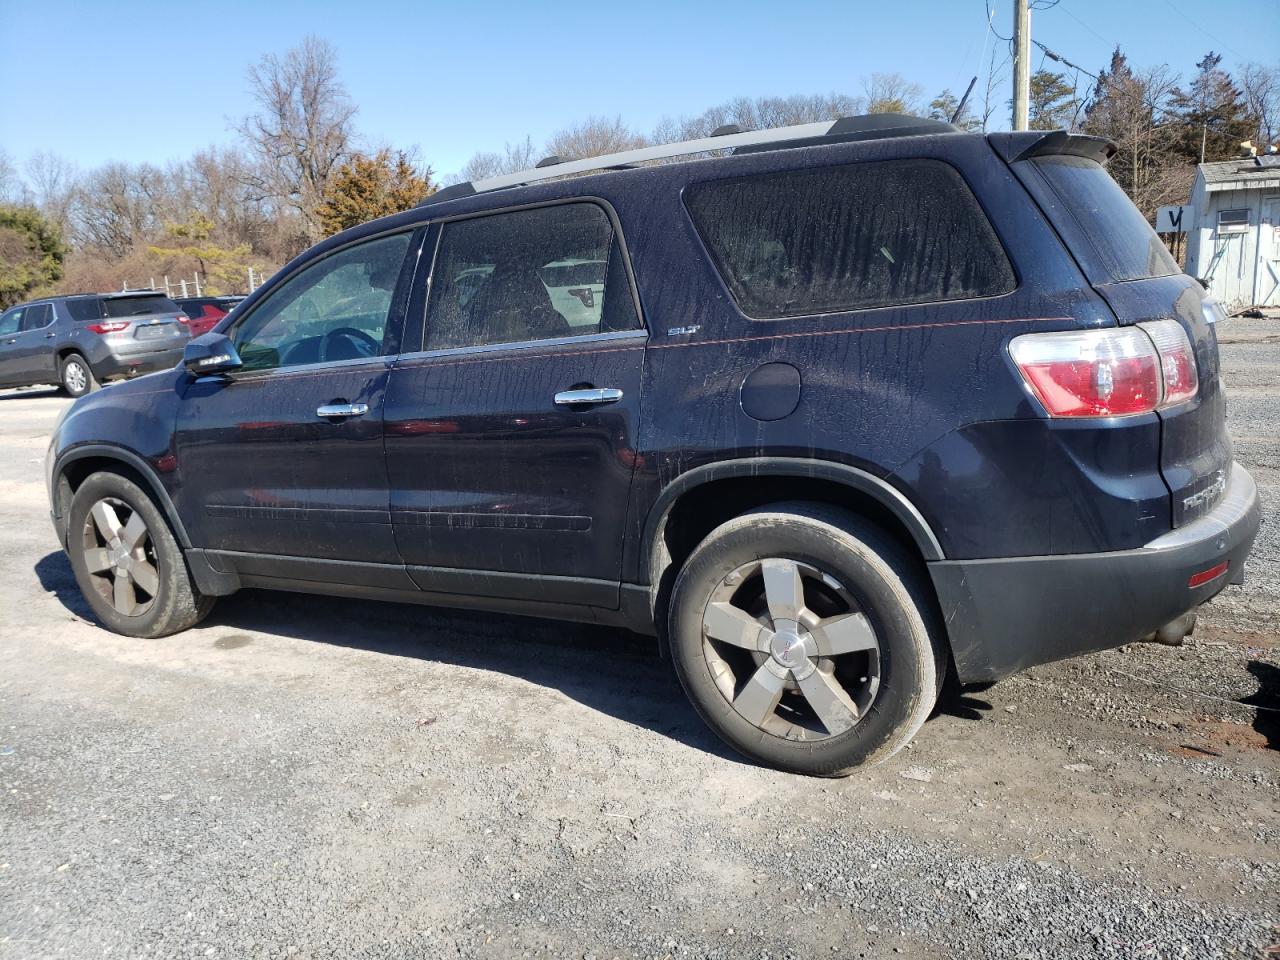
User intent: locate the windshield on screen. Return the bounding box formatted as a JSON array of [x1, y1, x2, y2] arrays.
[[1025, 155, 1179, 284], [102, 295, 181, 318]]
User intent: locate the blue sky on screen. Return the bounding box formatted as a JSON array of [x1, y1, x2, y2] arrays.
[[1, 0, 1276, 180]]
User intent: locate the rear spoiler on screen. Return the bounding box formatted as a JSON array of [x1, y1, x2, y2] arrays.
[[987, 131, 1116, 165]]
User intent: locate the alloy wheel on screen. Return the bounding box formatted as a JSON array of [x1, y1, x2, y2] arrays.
[[64, 360, 87, 395], [79, 497, 159, 617], [700, 557, 881, 741]]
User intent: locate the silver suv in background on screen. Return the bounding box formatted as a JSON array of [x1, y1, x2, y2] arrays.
[[0, 292, 190, 397]]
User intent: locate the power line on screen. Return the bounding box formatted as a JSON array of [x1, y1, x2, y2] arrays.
[[1161, 0, 1247, 61], [984, 0, 1012, 43]]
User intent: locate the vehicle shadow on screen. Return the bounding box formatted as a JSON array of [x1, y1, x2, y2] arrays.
[[0, 387, 62, 401], [34, 550, 746, 765]]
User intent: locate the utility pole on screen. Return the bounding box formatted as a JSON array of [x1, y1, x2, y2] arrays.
[[1012, 0, 1031, 131]]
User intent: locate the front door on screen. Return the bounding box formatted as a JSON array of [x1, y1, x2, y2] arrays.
[[0, 305, 27, 386], [384, 201, 646, 608], [6, 303, 57, 385], [173, 230, 419, 579]]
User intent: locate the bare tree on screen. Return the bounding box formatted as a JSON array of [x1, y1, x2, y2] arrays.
[[0, 149, 30, 205], [863, 73, 924, 114], [1240, 62, 1280, 149], [237, 36, 357, 245], [451, 137, 539, 184], [24, 151, 78, 233], [653, 93, 865, 143], [544, 116, 647, 161]]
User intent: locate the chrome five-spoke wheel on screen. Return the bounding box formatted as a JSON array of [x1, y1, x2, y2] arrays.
[[79, 496, 159, 618], [701, 557, 880, 741]]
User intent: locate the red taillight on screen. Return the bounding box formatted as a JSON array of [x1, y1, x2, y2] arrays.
[[177, 315, 189, 325], [1188, 561, 1229, 588], [86, 321, 129, 334], [1009, 320, 1199, 418]]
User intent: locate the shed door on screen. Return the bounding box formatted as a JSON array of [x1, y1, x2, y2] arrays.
[[1262, 196, 1280, 306]]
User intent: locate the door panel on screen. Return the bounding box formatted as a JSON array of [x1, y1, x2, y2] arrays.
[[0, 306, 25, 386], [175, 361, 406, 568], [172, 230, 418, 575], [384, 199, 647, 605], [8, 304, 57, 384], [384, 334, 646, 602]]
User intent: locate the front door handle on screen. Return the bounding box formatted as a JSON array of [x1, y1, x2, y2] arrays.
[[316, 402, 369, 419], [554, 387, 624, 406]]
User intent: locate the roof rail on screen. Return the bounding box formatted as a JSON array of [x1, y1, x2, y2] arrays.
[[417, 113, 958, 209]]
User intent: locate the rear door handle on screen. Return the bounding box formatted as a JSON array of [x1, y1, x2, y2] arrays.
[[554, 387, 624, 406], [316, 402, 369, 418], [45, 333, 56, 339]]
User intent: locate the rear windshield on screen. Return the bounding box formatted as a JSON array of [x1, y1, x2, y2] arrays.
[[102, 295, 181, 318], [1025, 155, 1179, 283], [63, 297, 103, 322]]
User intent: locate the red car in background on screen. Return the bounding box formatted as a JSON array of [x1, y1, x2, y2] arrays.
[[174, 296, 244, 337]]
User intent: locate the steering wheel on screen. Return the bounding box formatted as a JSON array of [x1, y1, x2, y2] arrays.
[[319, 326, 380, 362]]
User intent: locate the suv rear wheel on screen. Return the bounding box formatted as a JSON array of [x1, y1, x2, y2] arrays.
[[66, 471, 214, 637], [60, 353, 98, 398], [668, 503, 944, 776]]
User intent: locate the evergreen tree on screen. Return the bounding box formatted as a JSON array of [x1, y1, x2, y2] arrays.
[[1029, 70, 1080, 130], [315, 150, 435, 237], [1168, 52, 1256, 163], [0, 205, 66, 308]]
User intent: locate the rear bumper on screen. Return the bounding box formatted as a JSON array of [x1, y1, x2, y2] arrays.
[[930, 462, 1261, 683], [93, 347, 184, 381]]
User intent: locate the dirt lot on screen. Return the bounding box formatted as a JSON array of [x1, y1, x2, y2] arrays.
[[1, 319, 1277, 960]]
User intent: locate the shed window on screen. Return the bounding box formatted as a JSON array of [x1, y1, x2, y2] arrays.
[[1217, 209, 1250, 233]]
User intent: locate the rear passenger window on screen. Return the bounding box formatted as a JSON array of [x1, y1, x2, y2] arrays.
[[65, 298, 104, 323], [424, 202, 639, 351], [685, 159, 1015, 318], [20, 303, 52, 330]]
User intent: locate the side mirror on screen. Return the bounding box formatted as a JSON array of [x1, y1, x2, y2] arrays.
[[183, 332, 242, 376]]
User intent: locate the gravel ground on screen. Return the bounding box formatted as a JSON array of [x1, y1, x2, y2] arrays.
[[1, 318, 1277, 959]]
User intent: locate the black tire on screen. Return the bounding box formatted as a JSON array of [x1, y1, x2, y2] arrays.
[[668, 502, 945, 777], [66, 471, 214, 638], [60, 353, 98, 398]]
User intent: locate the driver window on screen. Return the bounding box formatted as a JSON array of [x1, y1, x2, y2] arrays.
[[231, 232, 412, 372], [0, 307, 25, 336]]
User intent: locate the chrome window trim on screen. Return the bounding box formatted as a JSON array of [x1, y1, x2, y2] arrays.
[[396, 328, 647, 364]]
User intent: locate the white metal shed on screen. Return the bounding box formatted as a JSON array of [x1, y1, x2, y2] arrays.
[[1185, 156, 1280, 311]]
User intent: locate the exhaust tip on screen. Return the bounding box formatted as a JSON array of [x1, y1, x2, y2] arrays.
[[1145, 611, 1198, 647]]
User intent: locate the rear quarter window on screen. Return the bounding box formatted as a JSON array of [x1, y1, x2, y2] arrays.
[[64, 298, 104, 322], [1021, 155, 1179, 283], [684, 158, 1015, 319]]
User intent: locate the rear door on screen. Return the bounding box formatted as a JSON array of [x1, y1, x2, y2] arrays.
[[1015, 152, 1231, 526], [173, 230, 419, 576], [384, 200, 646, 608]]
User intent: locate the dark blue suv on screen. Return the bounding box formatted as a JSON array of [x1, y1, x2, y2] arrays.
[[45, 115, 1260, 776]]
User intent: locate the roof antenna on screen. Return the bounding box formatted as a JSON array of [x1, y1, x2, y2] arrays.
[[951, 76, 978, 125]]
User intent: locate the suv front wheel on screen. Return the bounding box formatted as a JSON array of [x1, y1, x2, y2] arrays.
[[668, 503, 944, 776], [66, 471, 214, 637], [60, 353, 98, 398]]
